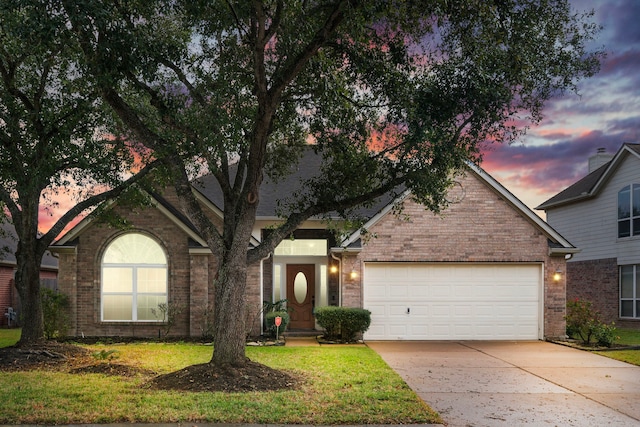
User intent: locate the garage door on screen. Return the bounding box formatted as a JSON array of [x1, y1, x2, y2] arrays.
[[363, 263, 541, 340]]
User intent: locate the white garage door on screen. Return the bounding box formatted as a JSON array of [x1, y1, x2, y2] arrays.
[[363, 263, 542, 340]]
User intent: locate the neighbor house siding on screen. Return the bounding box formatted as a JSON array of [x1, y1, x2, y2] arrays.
[[546, 155, 640, 264], [0, 266, 13, 326]]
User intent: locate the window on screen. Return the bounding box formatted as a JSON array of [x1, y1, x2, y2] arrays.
[[618, 184, 640, 238], [620, 265, 640, 319], [101, 233, 167, 322], [274, 239, 327, 256]]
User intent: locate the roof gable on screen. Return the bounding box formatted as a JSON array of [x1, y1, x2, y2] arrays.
[[338, 162, 576, 253], [537, 143, 640, 210]]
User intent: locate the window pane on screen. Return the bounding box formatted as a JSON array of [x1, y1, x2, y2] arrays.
[[619, 186, 631, 219], [619, 220, 631, 238], [103, 295, 133, 320], [634, 218, 640, 236], [621, 266, 634, 298], [633, 184, 640, 216], [103, 268, 133, 292], [637, 301, 640, 319], [621, 300, 634, 317], [104, 234, 167, 264], [274, 239, 327, 256], [137, 268, 167, 293], [137, 295, 167, 321]]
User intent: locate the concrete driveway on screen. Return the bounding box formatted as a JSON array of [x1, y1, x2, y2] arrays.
[[368, 341, 640, 427]]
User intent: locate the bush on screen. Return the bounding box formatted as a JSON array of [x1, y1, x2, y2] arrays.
[[566, 298, 617, 347], [41, 288, 70, 339], [265, 311, 289, 339], [595, 322, 617, 348], [315, 306, 371, 342]]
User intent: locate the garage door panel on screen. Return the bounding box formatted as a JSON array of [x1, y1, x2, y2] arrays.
[[363, 263, 541, 340]]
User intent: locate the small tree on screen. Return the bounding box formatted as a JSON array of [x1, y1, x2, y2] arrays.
[[41, 288, 70, 339], [566, 299, 617, 347]]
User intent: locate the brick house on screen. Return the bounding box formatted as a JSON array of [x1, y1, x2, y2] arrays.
[[538, 143, 640, 329], [0, 222, 58, 327], [51, 153, 576, 340]]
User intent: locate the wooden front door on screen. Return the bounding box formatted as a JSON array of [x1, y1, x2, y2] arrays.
[[286, 264, 315, 329]]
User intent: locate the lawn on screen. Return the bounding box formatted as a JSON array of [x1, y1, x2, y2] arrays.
[[0, 329, 441, 425], [596, 328, 640, 366]]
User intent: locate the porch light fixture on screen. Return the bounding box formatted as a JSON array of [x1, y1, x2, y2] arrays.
[[350, 269, 358, 279], [330, 265, 338, 274], [553, 269, 562, 282]]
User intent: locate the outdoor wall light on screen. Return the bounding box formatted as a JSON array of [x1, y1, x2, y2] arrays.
[[553, 269, 562, 282], [350, 270, 358, 279], [330, 265, 338, 274]]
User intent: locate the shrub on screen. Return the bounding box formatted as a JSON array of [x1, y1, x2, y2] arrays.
[[565, 298, 617, 347], [265, 311, 289, 339], [41, 288, 70, 339], [315, 306, 371, 342], [595, 322, 617, 348]]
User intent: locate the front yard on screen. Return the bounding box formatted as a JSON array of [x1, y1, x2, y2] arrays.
[[0, 330, 440, 425], [595, 328, 640, 366]]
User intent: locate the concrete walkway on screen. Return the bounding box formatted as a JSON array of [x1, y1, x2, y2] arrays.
[[368, 340, 640, 427]]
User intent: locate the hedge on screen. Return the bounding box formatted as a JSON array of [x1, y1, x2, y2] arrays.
[[314, 306, 371, 342]]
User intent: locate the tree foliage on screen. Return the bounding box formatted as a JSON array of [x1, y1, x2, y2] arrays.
[[56, 0, 601, 365], [0, 1, 157, 344]]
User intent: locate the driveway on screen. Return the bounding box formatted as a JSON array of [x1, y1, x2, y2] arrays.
[[368, 341, 640, 427]]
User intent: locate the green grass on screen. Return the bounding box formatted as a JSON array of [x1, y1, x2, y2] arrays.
[[0, 330, 440, 425], [596, 328, 640, 366], [0, 328, 20, 348]]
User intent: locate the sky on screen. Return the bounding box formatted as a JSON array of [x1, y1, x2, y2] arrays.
[[36, 0, 639, 234], [480, 0, 640, 216]]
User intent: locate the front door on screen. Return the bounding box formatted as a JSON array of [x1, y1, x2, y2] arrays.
[[286, 264, 315, 329]]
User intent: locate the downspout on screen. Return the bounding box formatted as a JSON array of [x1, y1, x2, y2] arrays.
[[330, 252, 342, 306], [259, 253, 271, 336]]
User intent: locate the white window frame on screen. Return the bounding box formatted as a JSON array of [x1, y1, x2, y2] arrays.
[[618, 184, 640, 238], [101, 233, 168, 322], [620, 264, 640, 319]]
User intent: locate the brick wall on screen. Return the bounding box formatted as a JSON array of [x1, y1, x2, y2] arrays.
[[57, 186, 220, 338], [340, 172, 567, 339], [566, 258, 640, 329]]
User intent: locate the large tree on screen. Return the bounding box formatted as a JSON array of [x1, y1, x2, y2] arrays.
[[0, 1, 157, 344], [61, 0, 601, 366]]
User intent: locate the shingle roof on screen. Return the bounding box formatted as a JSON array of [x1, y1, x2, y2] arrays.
[[537, 143, 640, 210], [192, 147, 396, 220], [0, 222, 58, 270]]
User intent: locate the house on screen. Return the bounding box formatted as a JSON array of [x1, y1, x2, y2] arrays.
[[50, 151, 576, 340], [0, 222, 58, 327], [538, 143, 640, 329]]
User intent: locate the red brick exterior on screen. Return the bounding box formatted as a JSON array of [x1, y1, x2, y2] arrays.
[[338, 172, 568, 339], [55, 171, 568, 339], [567, 258, 640, 329]]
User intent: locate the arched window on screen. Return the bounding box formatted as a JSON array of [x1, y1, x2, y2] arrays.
[[618, 184, 640, 238], [101, 233, 167, 321]]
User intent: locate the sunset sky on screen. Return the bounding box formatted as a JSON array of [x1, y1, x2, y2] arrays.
[[481, 0, 640, 216], [39, 0, 638, 234]]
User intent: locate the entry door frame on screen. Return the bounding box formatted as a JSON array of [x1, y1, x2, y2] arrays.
[[286, 264, 316, 329]]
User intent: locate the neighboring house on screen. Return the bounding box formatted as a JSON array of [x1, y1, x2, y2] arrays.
[[538, 143, 640, 329], [0, 222, 59, 327], [50, 150, 576, 340]]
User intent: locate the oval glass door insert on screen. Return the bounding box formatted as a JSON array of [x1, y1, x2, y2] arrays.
[[293, 271, 308, 304]]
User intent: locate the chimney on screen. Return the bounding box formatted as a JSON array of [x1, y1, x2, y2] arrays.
[[588, 147, 613, 173]]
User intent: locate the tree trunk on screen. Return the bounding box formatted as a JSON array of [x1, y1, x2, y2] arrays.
[[210, 254, 250, 367], [15, 246, 45, 345]]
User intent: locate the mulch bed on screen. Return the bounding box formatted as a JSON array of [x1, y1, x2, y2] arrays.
[[0, 341, 300, 392]]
